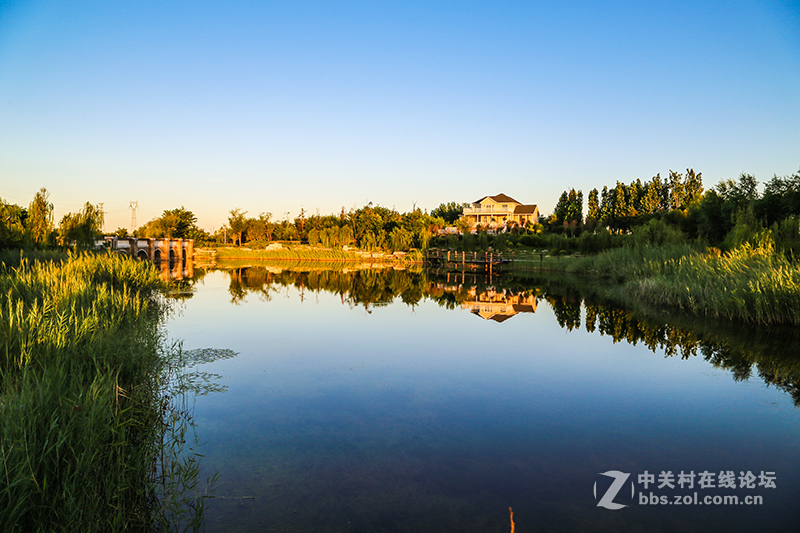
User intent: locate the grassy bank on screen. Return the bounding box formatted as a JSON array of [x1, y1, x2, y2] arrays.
[[567, 242, 800, 325], [0, 252, 206, 532], [214, 245, 363, 262], [211, 244, 423, 263]]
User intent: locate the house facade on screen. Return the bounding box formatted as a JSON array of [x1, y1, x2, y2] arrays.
[[461, 287, 538, 322], [460, 193, 539, 229]]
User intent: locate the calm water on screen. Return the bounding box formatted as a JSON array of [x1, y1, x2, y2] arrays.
[[165, 266, 800, 532]]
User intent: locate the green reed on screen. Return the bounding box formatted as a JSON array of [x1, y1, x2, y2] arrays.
[[214, 245, 424, 263], [215, 246, 363, 262], [0, 252, 209, 532], [569, 242, 800, 325]]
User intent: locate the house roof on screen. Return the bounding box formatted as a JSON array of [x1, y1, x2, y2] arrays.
[[473, 193, 521, 205], [513, 204, 539, 214]]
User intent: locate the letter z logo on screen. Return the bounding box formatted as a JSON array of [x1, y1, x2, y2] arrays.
[[594, 471, 632, 510]]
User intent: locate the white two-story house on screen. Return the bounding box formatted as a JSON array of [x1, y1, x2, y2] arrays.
[[460, 193, 539, 229]]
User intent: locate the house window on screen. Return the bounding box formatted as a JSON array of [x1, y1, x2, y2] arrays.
[[502, 204, 507, 210]]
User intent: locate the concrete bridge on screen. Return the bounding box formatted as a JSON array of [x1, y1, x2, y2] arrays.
[[102, 236, 193, 262], [100, 236, 195, 279]]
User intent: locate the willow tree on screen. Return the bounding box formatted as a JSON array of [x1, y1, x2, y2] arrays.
[[59, 202, 104, 250]]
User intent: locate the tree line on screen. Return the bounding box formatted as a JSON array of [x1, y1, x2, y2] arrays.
[[0, 189, 106, 250], [135, 203, 453, 253], [541, 166, 800, 257]]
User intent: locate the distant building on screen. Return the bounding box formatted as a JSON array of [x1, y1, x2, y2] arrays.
[[461, 287, 538, 322], [460, 193, 539, 230]]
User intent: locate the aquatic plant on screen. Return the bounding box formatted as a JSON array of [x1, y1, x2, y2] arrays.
[[0, 252, 211, 532], [568, 241, 800, 325]]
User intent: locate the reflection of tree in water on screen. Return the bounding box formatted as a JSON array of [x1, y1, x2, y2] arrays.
[[176, 348, 239, 396], [221, 266, 431, 312], [213, 265, 800, 406], [576, 294, 800, 406]]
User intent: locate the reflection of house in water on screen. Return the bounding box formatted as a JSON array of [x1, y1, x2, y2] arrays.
[[461, 287, 538, 322]]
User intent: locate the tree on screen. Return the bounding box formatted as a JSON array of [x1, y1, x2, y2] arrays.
[[455, 217, 472, 235], [566, 189, 583, 224], [247, 212, 274, 242], [627, 179, 642, 217], [586, 188, 600, 223], [684, 168, 704, 206], [757, 169, 800, 224], [59, 202, 104, 250], [641, 175, 662, 215], [431, 202, 467, 224], [27, 188, 54, 246], [0, 198, 26, 248], [136, 206, 201, 239], [160, 207, 198, 238], [228, 209, 248, 246], [611, 181, 628, 220], [668, 170, 686, 210]]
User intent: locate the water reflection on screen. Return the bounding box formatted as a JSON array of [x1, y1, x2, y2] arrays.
[[176, 348, 239, 396], [188, 264, 800, 406], [168, 264, 800, 532]]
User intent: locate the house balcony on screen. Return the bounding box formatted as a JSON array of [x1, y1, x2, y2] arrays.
[[463, 206, 515, 215]]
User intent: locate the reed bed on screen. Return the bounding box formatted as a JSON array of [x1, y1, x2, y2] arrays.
[[0, 252, 207, 532], [569, 243, 800, 325], [215, 246, 364, 262]]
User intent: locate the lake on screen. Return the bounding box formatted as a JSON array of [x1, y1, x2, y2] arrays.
[[165, 265, 800, 532]]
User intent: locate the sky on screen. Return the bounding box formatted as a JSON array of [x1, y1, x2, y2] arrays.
[[1, 0, 798, 232]]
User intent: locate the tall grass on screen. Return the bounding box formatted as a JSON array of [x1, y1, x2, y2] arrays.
[[215, 245, 423, 263], [0, 249, 68, 269], [215, 246, 363, 262], [569, 242, 800, 325], [0, 252, 209, 532]]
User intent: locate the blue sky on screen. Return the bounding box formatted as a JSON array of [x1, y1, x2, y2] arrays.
[[1, 0, 798, 231]]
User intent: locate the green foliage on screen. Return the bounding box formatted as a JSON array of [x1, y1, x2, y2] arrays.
[[247, 212, 274, 243], [215, 246, 363, 262], [431, 202, 466, 224], [586, 188, 600, 222], [27, 188, 54, 247], [58, 202, 104, 250], [570, 238, 800, 325], [136, 206, 208, 244], [757, 169, 800, 225], [551, 188, 583, 229], [631, 218, 686, 247], [0, 253, 210, 531], [228, 208, 248, 246], [0, 198, 27, 248]]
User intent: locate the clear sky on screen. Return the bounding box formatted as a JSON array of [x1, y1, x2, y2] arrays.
[[1, 0, 798, 232]]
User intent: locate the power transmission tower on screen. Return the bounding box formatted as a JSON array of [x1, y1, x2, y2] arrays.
[[98, 203, 105, 233], [129, 201, 138, 234]]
